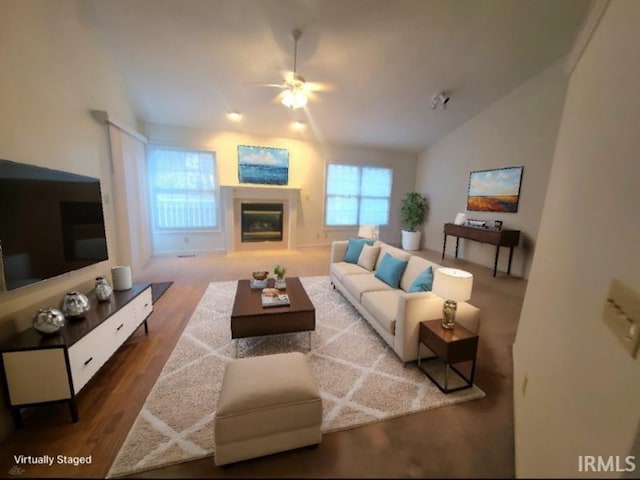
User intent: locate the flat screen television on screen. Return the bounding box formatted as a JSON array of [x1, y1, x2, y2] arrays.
[[0, 159, 108, 291]]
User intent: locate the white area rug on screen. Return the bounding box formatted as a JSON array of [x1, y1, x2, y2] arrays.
[[108, 276, 484, 477]]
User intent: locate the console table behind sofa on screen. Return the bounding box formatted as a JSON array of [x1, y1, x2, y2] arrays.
[[442, 223, 520, 277]]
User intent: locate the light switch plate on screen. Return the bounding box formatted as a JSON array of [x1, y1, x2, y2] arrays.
[[602, 279, 640, 358]]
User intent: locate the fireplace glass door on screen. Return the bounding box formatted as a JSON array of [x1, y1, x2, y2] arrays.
[[241, 203, 284, 243]]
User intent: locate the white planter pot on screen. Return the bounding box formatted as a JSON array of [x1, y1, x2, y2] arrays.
[[401, 230, 422, 251]]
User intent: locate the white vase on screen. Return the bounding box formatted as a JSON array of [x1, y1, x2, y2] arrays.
[[111, 265, 132, 291], [401, 230, 422, 251]]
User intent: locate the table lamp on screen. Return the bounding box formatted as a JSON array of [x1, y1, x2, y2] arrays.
[[433, 267, 473, 329], [357, 224, 379, 240]]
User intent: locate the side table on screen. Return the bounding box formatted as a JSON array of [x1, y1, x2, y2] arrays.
[[417, 319, 479, 393]]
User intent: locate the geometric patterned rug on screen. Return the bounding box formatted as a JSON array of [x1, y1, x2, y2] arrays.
[[107, 276, 484, 477]]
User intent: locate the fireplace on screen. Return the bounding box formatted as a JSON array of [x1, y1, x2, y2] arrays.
[[241, 203, 283, 243], [221, 185, 300, 252]]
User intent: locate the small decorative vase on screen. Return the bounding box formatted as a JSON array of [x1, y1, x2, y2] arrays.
[[275, 276, 286, 290], [95, 276, 113, 302], [111, 265, 132, 291], [33, 308, 65, 336], [61, 291, 90, 319]]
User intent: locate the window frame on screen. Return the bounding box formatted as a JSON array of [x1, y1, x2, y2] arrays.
[[146, 144, 221, 234], [323, 162, 393, 229]]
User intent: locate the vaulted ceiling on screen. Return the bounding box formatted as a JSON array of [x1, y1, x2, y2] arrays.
[[85, 0, 592, 153]]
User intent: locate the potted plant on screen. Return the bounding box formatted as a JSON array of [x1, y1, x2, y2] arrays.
[[273, 265, 286, 280], [401, 192, 429, 251], [273, 265, 287, 289]]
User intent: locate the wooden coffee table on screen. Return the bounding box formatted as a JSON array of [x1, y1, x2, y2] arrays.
[[230, 277, 315, 357]]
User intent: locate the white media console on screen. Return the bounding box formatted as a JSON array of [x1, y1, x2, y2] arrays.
[[0, 283, 152, 427]]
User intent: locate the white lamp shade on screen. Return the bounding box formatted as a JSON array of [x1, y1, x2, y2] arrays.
[[433, 267, 473, 302], [357, 224, 378, 240]]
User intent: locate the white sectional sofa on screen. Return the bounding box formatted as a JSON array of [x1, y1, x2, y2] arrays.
[[330, 240, 481, 363]]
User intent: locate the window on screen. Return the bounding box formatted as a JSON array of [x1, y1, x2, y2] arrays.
[[325, 164, 393, 227], [147, 146, 218, 230]]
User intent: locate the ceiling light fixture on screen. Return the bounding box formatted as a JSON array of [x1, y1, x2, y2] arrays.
[[291, 120, 306, 130], [282, 30, 308, 110], [431, 92, 450, 110], [227, 111, 242, 121]]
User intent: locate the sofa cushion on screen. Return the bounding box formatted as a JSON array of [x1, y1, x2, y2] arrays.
[[357, 244, 380, 271], [374, 253, 408, 288], [343, 273, 393, 302], [408, 266, 434, 293], [330, 261, 369, 283], [399, 255, 435, 292], [344, 238, 374, 264], [374, 243, 411, 271], [361, 290, 402, 335]]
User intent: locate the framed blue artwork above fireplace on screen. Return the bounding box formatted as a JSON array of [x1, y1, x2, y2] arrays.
[[238, 145, 289, 186]]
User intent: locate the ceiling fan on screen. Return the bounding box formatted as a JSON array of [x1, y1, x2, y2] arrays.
[[258, 29, 332, 110]]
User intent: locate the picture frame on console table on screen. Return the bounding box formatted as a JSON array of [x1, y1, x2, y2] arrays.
[[466, 166, 523, 213], [238, 145, 289, 186]]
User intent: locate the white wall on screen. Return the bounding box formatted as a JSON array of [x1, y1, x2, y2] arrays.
[[415, 60, 569, 278], [514, 1, 640, 477], [143, 123, 418, 254], [0, 0, 137, 438]]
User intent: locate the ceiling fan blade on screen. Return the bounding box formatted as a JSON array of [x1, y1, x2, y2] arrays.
[[306, 91, 320, 102], [272, 91, 286, 104], [304, 81, 336, 93], [247, 82, 286, 88]]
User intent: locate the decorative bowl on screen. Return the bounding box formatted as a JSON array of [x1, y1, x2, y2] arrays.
[[252, 271, 269, 281], [33, 308, 65, 335]]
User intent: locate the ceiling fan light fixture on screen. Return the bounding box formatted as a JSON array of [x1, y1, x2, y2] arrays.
[[282, 88, 308, 109], [280, 29, 309, 110]]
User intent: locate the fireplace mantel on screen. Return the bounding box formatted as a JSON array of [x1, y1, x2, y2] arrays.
[[221, 185, 301, 252]]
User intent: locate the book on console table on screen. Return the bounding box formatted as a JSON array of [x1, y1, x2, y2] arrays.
[[261, 293, 291, 308]]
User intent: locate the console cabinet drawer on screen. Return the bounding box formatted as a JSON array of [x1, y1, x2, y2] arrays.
[[68, 309, 127, 393]]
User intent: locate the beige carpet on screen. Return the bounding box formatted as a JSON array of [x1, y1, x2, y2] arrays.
[[108, 276, 485, 477]]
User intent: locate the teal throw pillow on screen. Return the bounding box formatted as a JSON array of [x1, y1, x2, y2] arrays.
[[374, 253, 408, 288], [344, 237, 374, 264], [409, 266, 434, 293]]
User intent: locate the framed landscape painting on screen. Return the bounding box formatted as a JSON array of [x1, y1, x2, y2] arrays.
[[467, 166, 524, 212], [238, 145, 289, 185]]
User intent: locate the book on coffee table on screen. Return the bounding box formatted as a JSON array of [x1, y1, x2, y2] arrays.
[[261, 293, 291, 308]]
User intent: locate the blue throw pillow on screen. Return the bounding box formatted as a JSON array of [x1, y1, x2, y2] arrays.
[[343, 238, 374, 264], [374, 253, 408, 288], [409, 266, 434, 293]]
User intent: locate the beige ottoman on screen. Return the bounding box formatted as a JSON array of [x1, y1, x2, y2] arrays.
[[214, 352, 322, 466]]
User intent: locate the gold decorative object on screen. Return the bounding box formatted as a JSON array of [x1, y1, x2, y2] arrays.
[[442, 300, 457, 329], [433, 268, 474, 330]]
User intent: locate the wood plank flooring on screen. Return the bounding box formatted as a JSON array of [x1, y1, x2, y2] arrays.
[[0, 247, 523, 478]]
